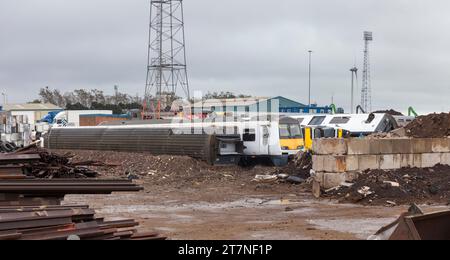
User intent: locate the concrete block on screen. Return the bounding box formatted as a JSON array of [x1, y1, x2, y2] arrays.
[[322, 172, 347, 189], [348, 139, 371, 155], [412, 139, 433, 154], [312, 139, 347, 155], [335, 156, 347, 173], [358, 155, 379, 171], [312, 171, 324, 184], [441, 153, 450, 166], [432, 138, 450, 153], [312, 155, 325, 172], [422, 153, 441, 168], [392, 139, 413, 154], [378, 139, 394, 155], [379, 154, 401, 170], [400, 154, 414, 168], [323, 156, 339, 172], [346, 155, 359, 172], [393, 154, 402, 169], [368, 140, 381, 154], [413, 154, 422, 168]]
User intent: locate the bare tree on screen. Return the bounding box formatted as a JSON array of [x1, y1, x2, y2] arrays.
[[73, 89, 93, 108], [52, 89, 65, 107], [39, 87, 55, 104], [91, 89, 106, 104]]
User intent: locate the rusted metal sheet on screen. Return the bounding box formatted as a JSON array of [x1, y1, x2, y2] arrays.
[[0, 179, 143, 195], [0, 166, 25, 179], [371, 205, 450, 240], [0, 154, 41, 165]]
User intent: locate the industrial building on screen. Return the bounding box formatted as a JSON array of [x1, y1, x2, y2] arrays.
[[2, 103, 62, 124], [191, 96, 335, 114]]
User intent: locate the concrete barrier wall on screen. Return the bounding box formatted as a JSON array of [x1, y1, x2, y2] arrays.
[[313, 138, 450, 155], [312, 138, 450, 189]]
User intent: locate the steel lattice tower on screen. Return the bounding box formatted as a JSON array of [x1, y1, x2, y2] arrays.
[[361, 31, 373, 112], [145, 0, 190, 108]]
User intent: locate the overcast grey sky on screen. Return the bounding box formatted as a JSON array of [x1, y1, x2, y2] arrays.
[[0, 0, 449, 114]]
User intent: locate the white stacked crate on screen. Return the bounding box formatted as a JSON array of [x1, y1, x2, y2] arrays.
[[0, 111, 32, 148]]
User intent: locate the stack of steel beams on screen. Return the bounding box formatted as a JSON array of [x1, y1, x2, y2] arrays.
[[0, 205, 166, 240], [0, 179, 143, 195]]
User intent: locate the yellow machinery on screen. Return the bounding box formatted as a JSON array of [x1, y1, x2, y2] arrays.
[[279, 117, 305, 153], [303, 126, 346, 151]]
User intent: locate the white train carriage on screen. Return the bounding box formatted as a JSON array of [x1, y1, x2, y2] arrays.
[[290, 113, 398, 137], [55, 118, 300, 166]]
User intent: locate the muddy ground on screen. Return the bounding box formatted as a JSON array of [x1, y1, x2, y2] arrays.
[[55, 149, 448, 240]]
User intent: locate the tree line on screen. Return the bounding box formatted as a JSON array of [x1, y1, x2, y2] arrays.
[[34, 87, 143, 114], [33, 87, 252, 114]]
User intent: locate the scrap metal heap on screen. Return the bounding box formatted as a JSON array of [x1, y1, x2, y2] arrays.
[[0, 144, 166, 240]]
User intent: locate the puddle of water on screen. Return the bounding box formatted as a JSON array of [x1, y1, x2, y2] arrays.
[[155, 227, 177, 232], [94, 197, 295, 215]]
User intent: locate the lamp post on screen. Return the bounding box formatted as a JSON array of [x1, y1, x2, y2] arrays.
[[350, 67, 358, 114], [308, 50, 313, 110]]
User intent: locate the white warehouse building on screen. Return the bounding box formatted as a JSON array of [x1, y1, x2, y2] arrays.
[[2, 103, 62, 124]]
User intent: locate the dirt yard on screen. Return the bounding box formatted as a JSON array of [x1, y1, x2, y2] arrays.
[[57, 149, 448, 240]]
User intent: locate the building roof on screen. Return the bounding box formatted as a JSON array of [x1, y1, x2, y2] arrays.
[[3, 103, 62, 111], [192, 97, 270, 108], [192, 96, 308, 108]]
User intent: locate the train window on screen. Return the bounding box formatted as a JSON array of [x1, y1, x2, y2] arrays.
[[308, 116, 326, 126], [329, 117, 350, 124], [289, 124, 303, 138], [243, 128, 256, 142], [279, 125, 290, 139], [365, 113, 376, 123]]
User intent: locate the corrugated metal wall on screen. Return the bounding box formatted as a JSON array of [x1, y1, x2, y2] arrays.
[[45, 127, 216, 163]]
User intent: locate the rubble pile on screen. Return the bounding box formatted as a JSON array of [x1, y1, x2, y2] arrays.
[[255, 152, 314, 185], [273, 152, 312, 180], [324, 164, 450, 206], [405, 112, 450, 138], [373, 109, 404, 116]]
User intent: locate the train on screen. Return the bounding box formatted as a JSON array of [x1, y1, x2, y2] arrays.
[[44, 112, 400, 166]]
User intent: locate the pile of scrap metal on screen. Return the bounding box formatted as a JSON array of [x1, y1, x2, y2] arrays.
[[0, 141, 19, 153], [0, 145, 101, 179], [369, 204, 450, 240], [0, 147, 166, 240]]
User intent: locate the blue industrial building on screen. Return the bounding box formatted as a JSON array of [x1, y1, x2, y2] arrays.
[[192, 96, 338, 114]]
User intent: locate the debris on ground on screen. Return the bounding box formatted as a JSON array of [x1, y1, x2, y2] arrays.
[[324, 164, 450, 206], [273, 151, 312, 180], [405, 112, 450, 138], [253, 175, 278, 183]]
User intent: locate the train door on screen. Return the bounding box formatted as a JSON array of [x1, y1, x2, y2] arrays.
[[242, 127, 259, 155], [259, 125, 270, 155]]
